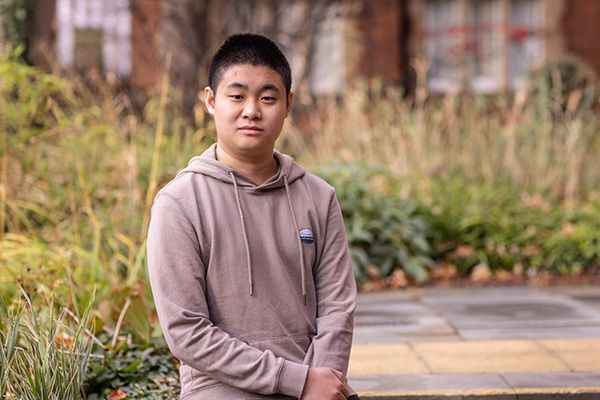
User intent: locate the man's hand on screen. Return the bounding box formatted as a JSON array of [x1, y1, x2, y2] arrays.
[[301, 367, 351, 400]]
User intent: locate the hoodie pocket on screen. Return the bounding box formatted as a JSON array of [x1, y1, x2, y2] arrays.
[[248, 334, 311, 363]]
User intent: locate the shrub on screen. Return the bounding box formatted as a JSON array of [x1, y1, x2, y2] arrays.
[[316, 162, 434, 283], [416, 177, 600, 275], [0, 49, 208, 342], [526, 57, 599, 116], [85, 337, 179, 400]]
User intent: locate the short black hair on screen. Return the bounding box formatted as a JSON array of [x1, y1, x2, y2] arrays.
[[208, 33, 292, 96]]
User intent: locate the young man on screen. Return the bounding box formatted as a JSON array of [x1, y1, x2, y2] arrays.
[[147, 34, 358, 400]]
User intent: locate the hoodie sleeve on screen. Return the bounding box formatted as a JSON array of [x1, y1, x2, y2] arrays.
[[303, 192, 357, 374], [147, 193, 308, 397]]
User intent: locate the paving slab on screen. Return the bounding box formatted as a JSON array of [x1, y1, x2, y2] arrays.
[[419, 352, 569, 374], [418, 288, 600, 341], [537, 338, 600, 352], [349, 372, 600, 399], [356, 290, 423, 305], [507, 373, 600, 400], [355, 292, 457, 344], [457, 326, 600, 340], [353, 322, 458, 344], [415, 287, 542, 298], [410, 340, 545, 355], [502, 371, 600, 389], [548, 286, 600, 314], [422, 292, 600, 327], [349, 344, 430, 375], [554, 352, 600, 372], [349, 339, 593, 375], [355, 302, 441, 326], [349, 374, 514, 397]]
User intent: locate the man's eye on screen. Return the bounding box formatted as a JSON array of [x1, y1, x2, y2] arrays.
[[262, 96, 276, 102], [229, 95, 243, 101]]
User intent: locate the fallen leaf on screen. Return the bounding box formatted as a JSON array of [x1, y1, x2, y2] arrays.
[[495, 270, 512, 282], [433, 262, 457, 280], [512, 263, 524, 277], [109, 389, 127, 400], [366, 265, 381, 279], [470, 263, 492, 283], [389, 269, 408, 288], [455, 245, 475, 258], [523, 245, 540, 257]]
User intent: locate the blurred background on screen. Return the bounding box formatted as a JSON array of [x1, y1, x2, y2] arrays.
[[1, 1, 600, 398], [5, 0, 600, 115]]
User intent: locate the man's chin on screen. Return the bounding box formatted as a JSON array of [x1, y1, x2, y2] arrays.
[[236, 140, 276, 154]]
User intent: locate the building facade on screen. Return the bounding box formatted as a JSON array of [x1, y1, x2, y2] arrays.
[[48, 0, 600, 95]]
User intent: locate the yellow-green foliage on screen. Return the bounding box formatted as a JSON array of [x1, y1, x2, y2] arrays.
[[0, 290, 94, 399], [415, 177, 600, 275], [0, 47, 209, 342]]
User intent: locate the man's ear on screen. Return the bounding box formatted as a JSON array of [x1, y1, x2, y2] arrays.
[[285, 91, 294, 117], [204, 86, 216, 115]]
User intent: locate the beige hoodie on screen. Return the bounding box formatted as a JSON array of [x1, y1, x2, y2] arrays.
[[147, 144, 357, 399]]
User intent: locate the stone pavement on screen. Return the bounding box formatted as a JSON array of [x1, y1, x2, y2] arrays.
[[347, 286, 600, 399]]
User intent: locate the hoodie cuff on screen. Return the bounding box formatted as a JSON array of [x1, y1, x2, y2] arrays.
[[277, 360, 309, 398]]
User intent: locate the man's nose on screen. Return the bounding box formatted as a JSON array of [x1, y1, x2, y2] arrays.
[[242, 100, 261, 120]]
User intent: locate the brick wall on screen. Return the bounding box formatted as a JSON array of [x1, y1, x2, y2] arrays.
[[131, 0, 161, 89], [354, 0, 406, 85], [561, 0, 600, 75]]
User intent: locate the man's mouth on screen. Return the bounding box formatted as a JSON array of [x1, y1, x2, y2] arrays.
[[238, 126, 263, 133]]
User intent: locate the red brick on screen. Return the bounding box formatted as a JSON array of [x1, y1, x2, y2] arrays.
[[131, 0, 161, 89], [561, 0, 600, 73]]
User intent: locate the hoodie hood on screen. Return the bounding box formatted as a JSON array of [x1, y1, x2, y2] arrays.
[[176, 143, 305, 190]]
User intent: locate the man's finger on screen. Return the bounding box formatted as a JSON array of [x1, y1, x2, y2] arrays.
[[330, 369, 346, 382], [340, 382, 351, 398]]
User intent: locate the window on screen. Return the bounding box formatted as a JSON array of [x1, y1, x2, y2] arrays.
[[309, 3, 345, 95], [425, 0, 463, 93], [56, 0, 131, 78], [424, 0, 543, 93], [73, 28, 103, 70], [509, 0, 543, 89]]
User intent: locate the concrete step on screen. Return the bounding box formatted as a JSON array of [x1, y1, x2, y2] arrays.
[[350, 373, 600, 399], [358, 387, 600, 400]]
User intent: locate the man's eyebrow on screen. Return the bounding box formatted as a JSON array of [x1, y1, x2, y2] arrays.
[[225, 82, 280, 92], [226, 82, 248, 90], [261, 83, 280, 92]]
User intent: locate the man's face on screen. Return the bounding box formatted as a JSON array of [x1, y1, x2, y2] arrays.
[[204, 64, 293, 161]]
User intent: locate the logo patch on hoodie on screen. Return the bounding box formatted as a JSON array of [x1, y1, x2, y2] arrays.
[[299, 228, 315, 245]]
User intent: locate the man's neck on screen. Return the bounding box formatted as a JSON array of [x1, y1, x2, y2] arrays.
[[216, 144, 277, 185]]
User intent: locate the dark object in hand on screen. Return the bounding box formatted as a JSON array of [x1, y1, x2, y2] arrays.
[[348, 396, 361, 400]]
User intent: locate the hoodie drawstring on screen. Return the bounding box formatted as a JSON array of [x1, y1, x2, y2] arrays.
[[230, 171, 254, 296], [284, 175, 307, 305], [229, 171, 307, 305]]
